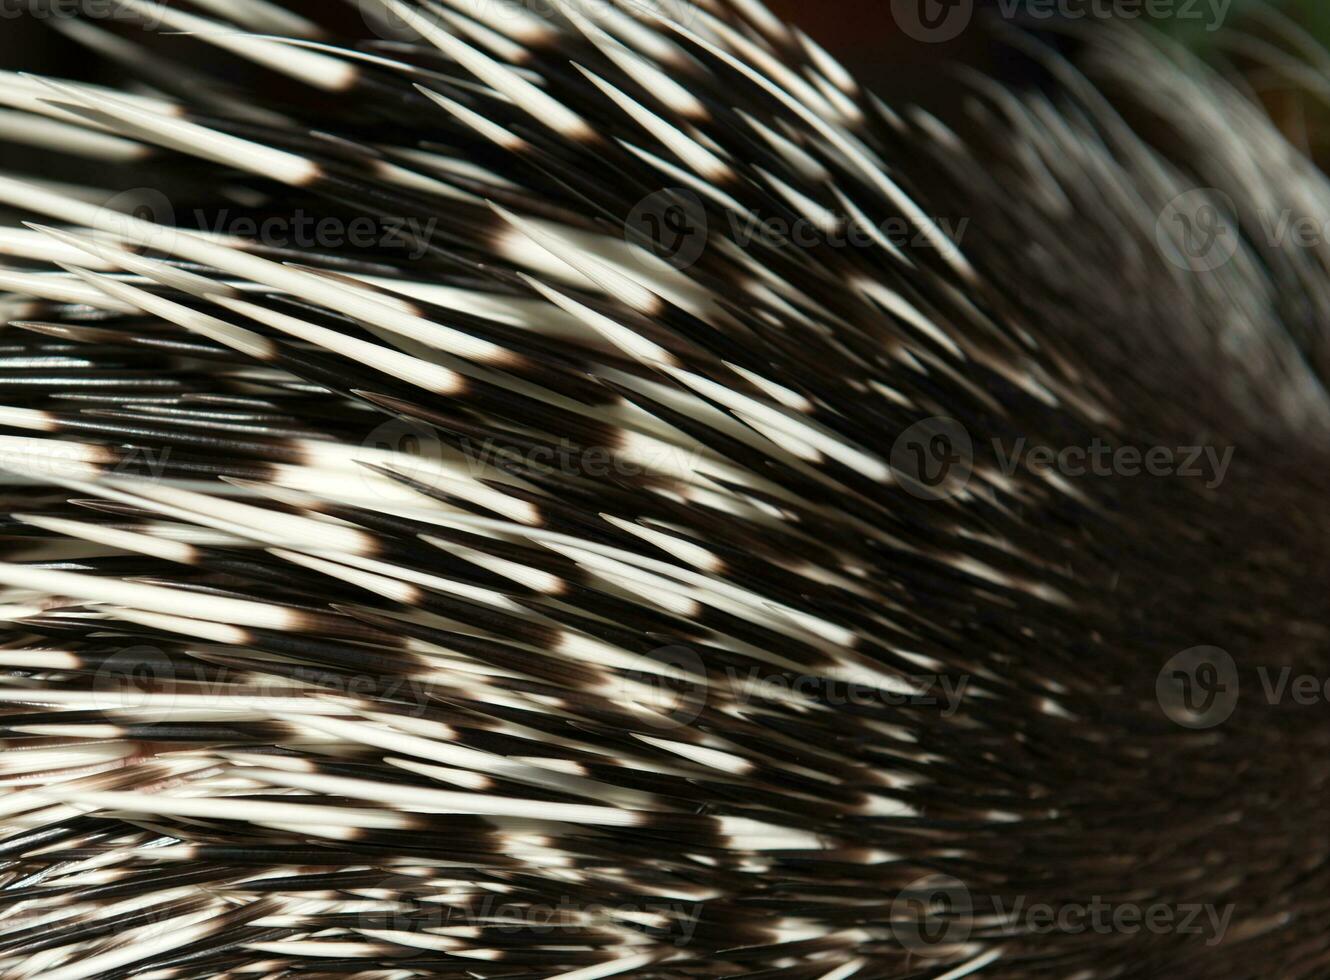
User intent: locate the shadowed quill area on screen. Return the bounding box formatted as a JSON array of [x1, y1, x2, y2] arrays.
[[0, 1, 1328, 978]]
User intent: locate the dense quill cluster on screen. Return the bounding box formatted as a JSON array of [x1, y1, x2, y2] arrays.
[[1, 0, 1330, 977]]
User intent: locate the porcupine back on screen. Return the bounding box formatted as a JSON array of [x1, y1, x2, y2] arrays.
[[0, 2, 1328, 978]]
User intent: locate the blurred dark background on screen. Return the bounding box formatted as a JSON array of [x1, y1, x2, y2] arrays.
[[0, 0, 1325, 153], [0, 0, 1322, 97]]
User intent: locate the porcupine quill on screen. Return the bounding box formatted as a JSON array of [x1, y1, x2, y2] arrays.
[[0, 0, 1329, 978]]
